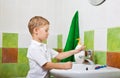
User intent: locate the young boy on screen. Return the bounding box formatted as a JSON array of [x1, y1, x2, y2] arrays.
[[26, 16, 85, 78]]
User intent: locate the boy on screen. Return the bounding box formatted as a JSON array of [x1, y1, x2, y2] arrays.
[[26, 16, 85, 78]]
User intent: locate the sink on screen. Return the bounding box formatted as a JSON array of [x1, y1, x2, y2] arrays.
[[50, 63, 120, 78]]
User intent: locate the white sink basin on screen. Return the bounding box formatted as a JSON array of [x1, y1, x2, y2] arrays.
[[50, 63, 120, 78]]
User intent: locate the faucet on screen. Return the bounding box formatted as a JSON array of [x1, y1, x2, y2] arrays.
[[84, 50, 94, 65], [77, 49, 94, 65], [85, 58, 94, 65]]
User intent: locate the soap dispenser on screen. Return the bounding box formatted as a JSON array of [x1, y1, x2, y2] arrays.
[[74, 38, 85, 64]]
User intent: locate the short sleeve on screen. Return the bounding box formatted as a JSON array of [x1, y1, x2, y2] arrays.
[[48, 48, 59, 58]]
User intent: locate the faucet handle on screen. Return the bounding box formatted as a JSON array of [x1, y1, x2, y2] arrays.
[[88, 49, 92, 54], [87, 50, 93, 57], [86, 49, 93, 58]]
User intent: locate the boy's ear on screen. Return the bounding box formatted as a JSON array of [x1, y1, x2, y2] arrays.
[[33, 27, 39, 34]]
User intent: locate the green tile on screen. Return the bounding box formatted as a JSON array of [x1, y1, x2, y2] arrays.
[[52, 58, 58, 63], [16, 64, 29, 77], [2, 33, 18, 48], [107, 27, 120, 52], [17, 48, 29, 77], [0, 63, 18, 78], [18, 48, 28, 64], [84, 30, 94, 50], [93, 51, 106, 65], [57, 34, 62, 49], [0, 63, 29, 78]]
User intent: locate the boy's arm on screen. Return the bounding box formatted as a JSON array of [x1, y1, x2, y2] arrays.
[[42, 62, 72, 70], [55, 44, 85, 60]]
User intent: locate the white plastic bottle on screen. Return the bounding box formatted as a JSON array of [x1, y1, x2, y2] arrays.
[[74, 39, 85, 64]]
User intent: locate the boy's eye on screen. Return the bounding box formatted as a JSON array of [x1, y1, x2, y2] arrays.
[[45, 30, 49, 32]]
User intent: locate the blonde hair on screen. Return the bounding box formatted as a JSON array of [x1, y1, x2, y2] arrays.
[[28, 16, 50, 35]]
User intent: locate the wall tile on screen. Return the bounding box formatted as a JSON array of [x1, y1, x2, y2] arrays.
[[18, 48, 28, 64], [84, 30, 94, 50], [2, 33, 18, 48], [107, 52, 120, 68], [0, 63, 18, 77], [16, 63, 29, 77], [107, 27, 120, 52], [93, 51, 106, 65], [57, 34, 63, 49], [2, 48, 18, 63]]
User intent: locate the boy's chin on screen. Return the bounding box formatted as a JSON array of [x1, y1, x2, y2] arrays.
[[42, 39, 47, 42]]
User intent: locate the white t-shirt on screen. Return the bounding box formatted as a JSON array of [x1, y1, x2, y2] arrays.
[[26, 40, 58, 78]]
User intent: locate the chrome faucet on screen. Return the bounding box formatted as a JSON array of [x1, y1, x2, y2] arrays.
[[84, 50, 94, 65], [85, 58, 94, 65]]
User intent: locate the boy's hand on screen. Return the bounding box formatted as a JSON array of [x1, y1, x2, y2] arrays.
[[63, 62, 72, 69], [75, 44, 86, 53], [80, 44, 86, 50]]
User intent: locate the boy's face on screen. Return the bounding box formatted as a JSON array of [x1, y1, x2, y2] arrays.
[[33, 25, 49, 42]]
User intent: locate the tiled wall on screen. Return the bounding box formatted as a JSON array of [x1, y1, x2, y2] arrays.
[[0, 32, 63, 78], [84, 27, 120, 68], [1, 27, 120, 77], [2, 33, 18, 63], [0, 48, 29, 78], [0, 33, 29, 78], [107, 27, 120, 68]]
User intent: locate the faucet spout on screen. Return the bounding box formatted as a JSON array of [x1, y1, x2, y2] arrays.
[[85, 59, 94, 65]]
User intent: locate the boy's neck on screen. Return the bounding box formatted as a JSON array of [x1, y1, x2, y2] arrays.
[[32, 37, 43, 43]]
